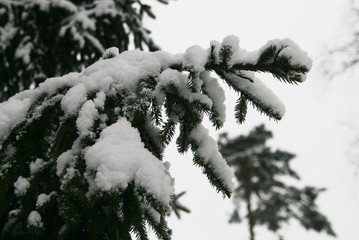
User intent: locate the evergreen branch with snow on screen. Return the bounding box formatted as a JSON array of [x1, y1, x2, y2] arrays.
[[0, 35, 311, 239]]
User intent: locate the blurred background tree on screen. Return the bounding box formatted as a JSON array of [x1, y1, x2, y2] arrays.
[[218, 125, 335, 240], [0, 0, 169, 102], [326, 0, 359, 75]]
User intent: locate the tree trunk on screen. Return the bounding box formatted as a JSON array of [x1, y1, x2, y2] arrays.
[[243, 159, 255, 240]]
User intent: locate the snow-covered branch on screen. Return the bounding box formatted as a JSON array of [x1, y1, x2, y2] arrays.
[[0, 35, 311, 239]]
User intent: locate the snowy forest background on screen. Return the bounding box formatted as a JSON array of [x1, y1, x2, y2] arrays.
[[1, 0, 359, 240]]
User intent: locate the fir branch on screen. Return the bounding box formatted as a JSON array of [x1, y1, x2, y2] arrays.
[[235, 94, 248, 124], [218, 45, 232, 70], [158, 120, 176, 146], [219, 71, 283, 121], [192, 155, 232, 198]]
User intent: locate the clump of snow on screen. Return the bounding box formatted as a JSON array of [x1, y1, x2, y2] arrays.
[[209, 40, 221, 63], [76, 91, 106, 136], [183, 45, 208, 73], [200, 71, 226, 123], [155, 69, 212, 109], [228, 71, 286, 118], [8, 209, 20, 217], [84, 118, 174, 205], [27, 211, 43, 228], [38, 72, 80, 95], [152, 51, 183, 69], [276, 39, 312, 71], [221, 35, 240, 66], [30, 158, 46, 174], [61, 83, 87, 116], [76, 100, 98, 136], [36, 192, 54, 208], [190, 125, 234, 191], [256, 38, 313, 81], [14, 176, 30, 196], [94, 91, 106, 109], [56, 150, 74, 176], [0, 98, 32, 139]]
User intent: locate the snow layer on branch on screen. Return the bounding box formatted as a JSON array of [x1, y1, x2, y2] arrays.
[[84, 118, 174, 205], [222, 35, 241, 66], [155, 69, 212, 108], [228, 71, 286, 118], [200, 71, 226, 123], [30, 158, 46, 174], [61, 83, 87, 116], [36, 192, 54, 208], [0, 48, 183, 141], [56, 150, 74, 176], [0, 98, 32, 139], [76, 100, 98, 136], [266, 38, 313, 70], [190, 125, 234, 191], [183, 45, 208, 72], [14, 176, 30, 196], [27, 211, 43, 228]]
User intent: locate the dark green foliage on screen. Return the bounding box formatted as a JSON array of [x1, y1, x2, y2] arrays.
[[0, 0, 169, 101], [218, 125, 335, 240], [235, 94, 248, 124]]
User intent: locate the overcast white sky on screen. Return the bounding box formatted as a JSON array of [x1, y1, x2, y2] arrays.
[[143, 0, 359, 239]]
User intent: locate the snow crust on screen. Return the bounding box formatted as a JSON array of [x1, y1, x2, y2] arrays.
[[84, 118, 174, 205], [27, 211, 43, 228], [14, 176, 30, 196]]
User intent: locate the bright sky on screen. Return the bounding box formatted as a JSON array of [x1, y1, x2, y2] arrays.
[[144, 0, 359, 239]]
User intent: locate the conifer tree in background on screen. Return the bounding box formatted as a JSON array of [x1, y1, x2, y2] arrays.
[[218, 125, 335, 240], [0, 0, 169, 101], [0, 35, 312, 239]]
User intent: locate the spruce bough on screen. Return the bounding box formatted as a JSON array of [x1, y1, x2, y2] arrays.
[[0, 35, 311, 239]]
